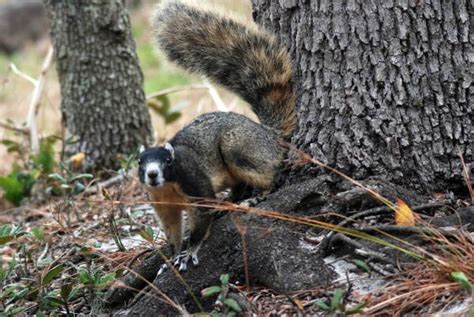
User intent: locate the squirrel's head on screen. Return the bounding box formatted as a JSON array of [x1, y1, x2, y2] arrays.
[[138, 143, 175, 187]]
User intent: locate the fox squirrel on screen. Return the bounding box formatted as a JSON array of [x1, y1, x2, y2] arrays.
[[138, 0, 296, 269]]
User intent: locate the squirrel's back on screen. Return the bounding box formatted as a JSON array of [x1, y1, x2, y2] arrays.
[[152, 0, 296, 138]]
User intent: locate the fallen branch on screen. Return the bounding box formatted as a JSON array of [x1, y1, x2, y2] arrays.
[[83, 171, 131, 195], [320, 203, 447, 254], [203, 78, 229, 112], [146, 84, 207, 100], [328, 233, 395, 265], [9, 45, 54, 152], [0, 121, 29, 135], [145, 80, 229, 113], [9, 63, 37, 85]]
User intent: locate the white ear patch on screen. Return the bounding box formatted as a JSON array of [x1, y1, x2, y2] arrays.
[[165, 142, 174, 159], [139, 145, 146, 154]]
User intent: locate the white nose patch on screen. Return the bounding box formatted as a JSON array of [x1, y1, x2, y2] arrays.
[[145, 162, 165, 186]]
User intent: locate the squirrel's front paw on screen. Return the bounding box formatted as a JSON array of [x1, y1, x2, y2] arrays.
[[173, 249, 199, 271], [156, 249, 200, 276]]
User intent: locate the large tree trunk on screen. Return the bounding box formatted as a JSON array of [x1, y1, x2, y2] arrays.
[[103, 1, 472, 315], [44, 0, 153, 170], [253, 0, 471, 192]]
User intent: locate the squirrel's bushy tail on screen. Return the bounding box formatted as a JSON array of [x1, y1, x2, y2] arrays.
[[152, 0, 296, 138]]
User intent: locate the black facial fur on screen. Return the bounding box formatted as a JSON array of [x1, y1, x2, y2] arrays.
[[138, 147, 176, 185]]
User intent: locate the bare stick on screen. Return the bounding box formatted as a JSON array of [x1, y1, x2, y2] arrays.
[[458, 147, 473, 204], [9, 46, 55, 152], [0, 122, 29, 135], [26, 45, 55, 152], [83, 169, 133, 195], [9, 63, 37, 86], [203, 78, 229, 112], [146, 84, 207, 100]]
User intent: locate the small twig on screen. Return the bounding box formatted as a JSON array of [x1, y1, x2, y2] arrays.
[[365, 260, 395, 276], [146, 84, 208, 99], [127, 284, 156, 309], [203, 78, 229, 112], [364, 283, 457, 315], [27, 45, 54, 152], [127, 248, 154, 270], [355, 224, 459, 237], [0, 121, 29, 135], [343, 271, 353, 304], [9, 63, 37, 86], [458, 147, 474, 204], [319, 206, 392, 251], [109, 215, 126, 252], [330, 233, 395, 265], [83, 171, 130, 195], [321, 202, 448, 249], [232, 214, 250, 291], [9, 45, 54, 152]]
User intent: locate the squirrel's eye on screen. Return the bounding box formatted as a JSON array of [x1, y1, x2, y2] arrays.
[[166, 157, 172, 164]]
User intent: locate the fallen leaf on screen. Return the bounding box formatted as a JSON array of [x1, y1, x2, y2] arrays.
[[395, 198, 415, 226], [70, 152, 86, 170]]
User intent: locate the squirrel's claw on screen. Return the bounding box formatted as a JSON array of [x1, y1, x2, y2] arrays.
[[157, 262, 168, 276], [191, 252, 199, 265], [155, 249, 200, 277], [174, 249, 200, 271]]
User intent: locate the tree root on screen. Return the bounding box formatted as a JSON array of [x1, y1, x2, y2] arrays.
[[102, 177, 471, 315]]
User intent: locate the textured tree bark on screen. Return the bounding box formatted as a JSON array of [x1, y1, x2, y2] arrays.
[[43, 0, 153, 170], [252, 0, 472, 192]]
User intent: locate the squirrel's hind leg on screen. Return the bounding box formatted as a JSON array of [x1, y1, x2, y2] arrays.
[[220, 128, 283, 190]]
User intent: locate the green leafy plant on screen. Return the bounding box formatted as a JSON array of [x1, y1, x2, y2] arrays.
[[32, 137, 56, 174], [201, 274, 242, 316], [120, 149, 139, 173], [47, 163, 93, 196], [451, 271, 472, 292], [314, 288, 366, 315], [352, 259, 371, 273], [0, 137, 57, 205], [0, 224, 26, 245], [79, 269, 116, 290], [46, 173, 94, 195], [77, 255, 116, 305], [147, 95, 182, 124], [1, 225, 64, 314], [0, 225, 117, 316], [0, 166, 35, 206]]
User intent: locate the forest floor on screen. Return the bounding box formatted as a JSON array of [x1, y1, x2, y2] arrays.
[[1, 0, 473, 316], [2, 168, 473, 315]]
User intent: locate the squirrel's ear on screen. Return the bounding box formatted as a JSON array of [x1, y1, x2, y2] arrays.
[[164, 142, 174, 159], [139, 145, 146, 154]]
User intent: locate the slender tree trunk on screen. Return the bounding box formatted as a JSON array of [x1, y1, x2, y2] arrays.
[[44, 0, 153, 170], [0, 0, 48, 54], [252, 0, 472, 192]]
